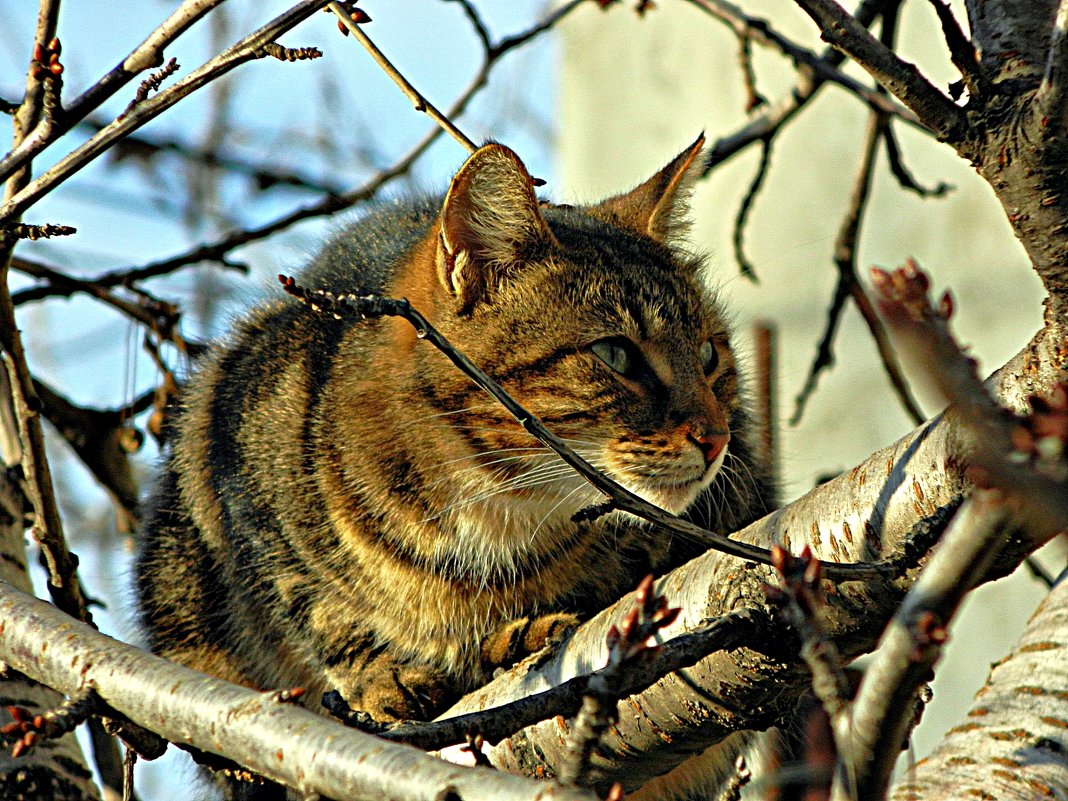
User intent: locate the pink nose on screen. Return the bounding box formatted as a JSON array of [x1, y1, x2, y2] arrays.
[[688, 430, 730, 466]]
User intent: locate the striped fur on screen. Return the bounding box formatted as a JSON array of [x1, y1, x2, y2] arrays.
[[136, 138, 773, 795]]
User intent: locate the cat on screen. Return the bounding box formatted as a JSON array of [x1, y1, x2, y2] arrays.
[[135, 134, 773, 798]]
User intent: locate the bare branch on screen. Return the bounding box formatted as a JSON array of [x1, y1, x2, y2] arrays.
[[692, 0, 927, 171], [0, 0, 226, 186], [846, 491, 1010, 801], [354, 609, 765, 751], [0, 579, 600, 801], [0, 0, 332, 225], [91, 1, 586, 282], [791, 63, 925, 428], [791, 0, 969, 142], [329, 2, 477, 152], [926, 0, 990, 99], [731, 135, 773, 280]]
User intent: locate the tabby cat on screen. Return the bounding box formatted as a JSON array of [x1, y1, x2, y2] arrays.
[[136, 135, 772, 797]]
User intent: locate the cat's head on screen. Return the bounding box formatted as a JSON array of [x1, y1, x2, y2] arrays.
[[418, 137, 744, 522]]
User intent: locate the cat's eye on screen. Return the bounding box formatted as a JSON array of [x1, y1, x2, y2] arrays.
[[701, 340, 719, 375], [591, 338, 636, 376]]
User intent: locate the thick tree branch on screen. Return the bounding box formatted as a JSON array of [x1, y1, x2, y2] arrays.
[[0, 579, 599, 801], [1037, 0, 1068, 128], [888, 568, 1068, 801]]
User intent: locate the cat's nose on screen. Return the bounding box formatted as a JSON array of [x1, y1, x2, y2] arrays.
[[688, 429, 730, 466]]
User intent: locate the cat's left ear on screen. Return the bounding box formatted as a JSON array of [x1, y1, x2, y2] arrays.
[[591, 133, 705, 244], [437, 143, 557, 311]]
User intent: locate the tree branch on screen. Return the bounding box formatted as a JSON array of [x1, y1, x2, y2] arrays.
[[0, 0, 226, 186], [1037, 0, 1068, 128], [791, 0, 970, 143], [0, 0, 332, 226], [846, 491, 1010, 801], [887, 568, 1068, 801], [330, 2, 477, 152], [0, 580, 600, 801]]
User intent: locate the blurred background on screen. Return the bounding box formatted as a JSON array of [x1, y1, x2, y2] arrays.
[[2, 1, 1063, 797]]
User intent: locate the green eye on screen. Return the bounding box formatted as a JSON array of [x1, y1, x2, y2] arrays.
[[592, 339, 632, 375], [701, 340, 719, 375]]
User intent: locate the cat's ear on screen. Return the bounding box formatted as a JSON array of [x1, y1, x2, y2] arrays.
[[437, 143, 556, 309], [591, 133, 705, 244]]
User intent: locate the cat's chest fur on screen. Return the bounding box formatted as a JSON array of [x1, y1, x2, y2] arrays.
[[136, 137, 771, 738]]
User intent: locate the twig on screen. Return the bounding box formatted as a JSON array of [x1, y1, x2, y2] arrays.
[[924, 0, 989, 100], [10, 256, 187, 334], [731, 135, 773, 280], [123, 57, 181, 114], [882, 124, 951, 197], [736, 30, 765, 112], [329, 2, 477, 152], [88, 1, 585, 284], [0, 0, 332, 225], [791, 0, 969, 143], [279, 275, 892, 580], [0, 0, 226, 185], [78, 116, 350, 197], [558, 576, 681, 786], [790, 4, 927, 427], [338, 609, 766, 751], [715, 755, 751, 801], [32, 378, 153, 522], [692, 0, 926, 172], [769, 546, 853, 798]]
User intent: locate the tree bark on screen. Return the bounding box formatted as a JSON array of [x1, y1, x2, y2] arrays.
[[888, 568, 1068, 801]]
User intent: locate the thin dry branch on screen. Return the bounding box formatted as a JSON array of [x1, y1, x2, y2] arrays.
[[329, 2, 477, 152], [791, 48, 925, 428], [0, 0, 226, 186], [0, 0, 332, 225], [926, 0, 989, 99], [695, 0, 926, 172], [349, 609, 766, 751], [88, 1, 586, 284], [791, 0, 969, 143], [79, 116, 351, 196], [731, 135, 773, 280]]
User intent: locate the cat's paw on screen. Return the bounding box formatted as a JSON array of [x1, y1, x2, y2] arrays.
[[356, 662, 456, 722], [480, 612, 579, 672]]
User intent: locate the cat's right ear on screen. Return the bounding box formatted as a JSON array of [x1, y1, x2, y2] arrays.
[[437, 144, 556, 311]]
